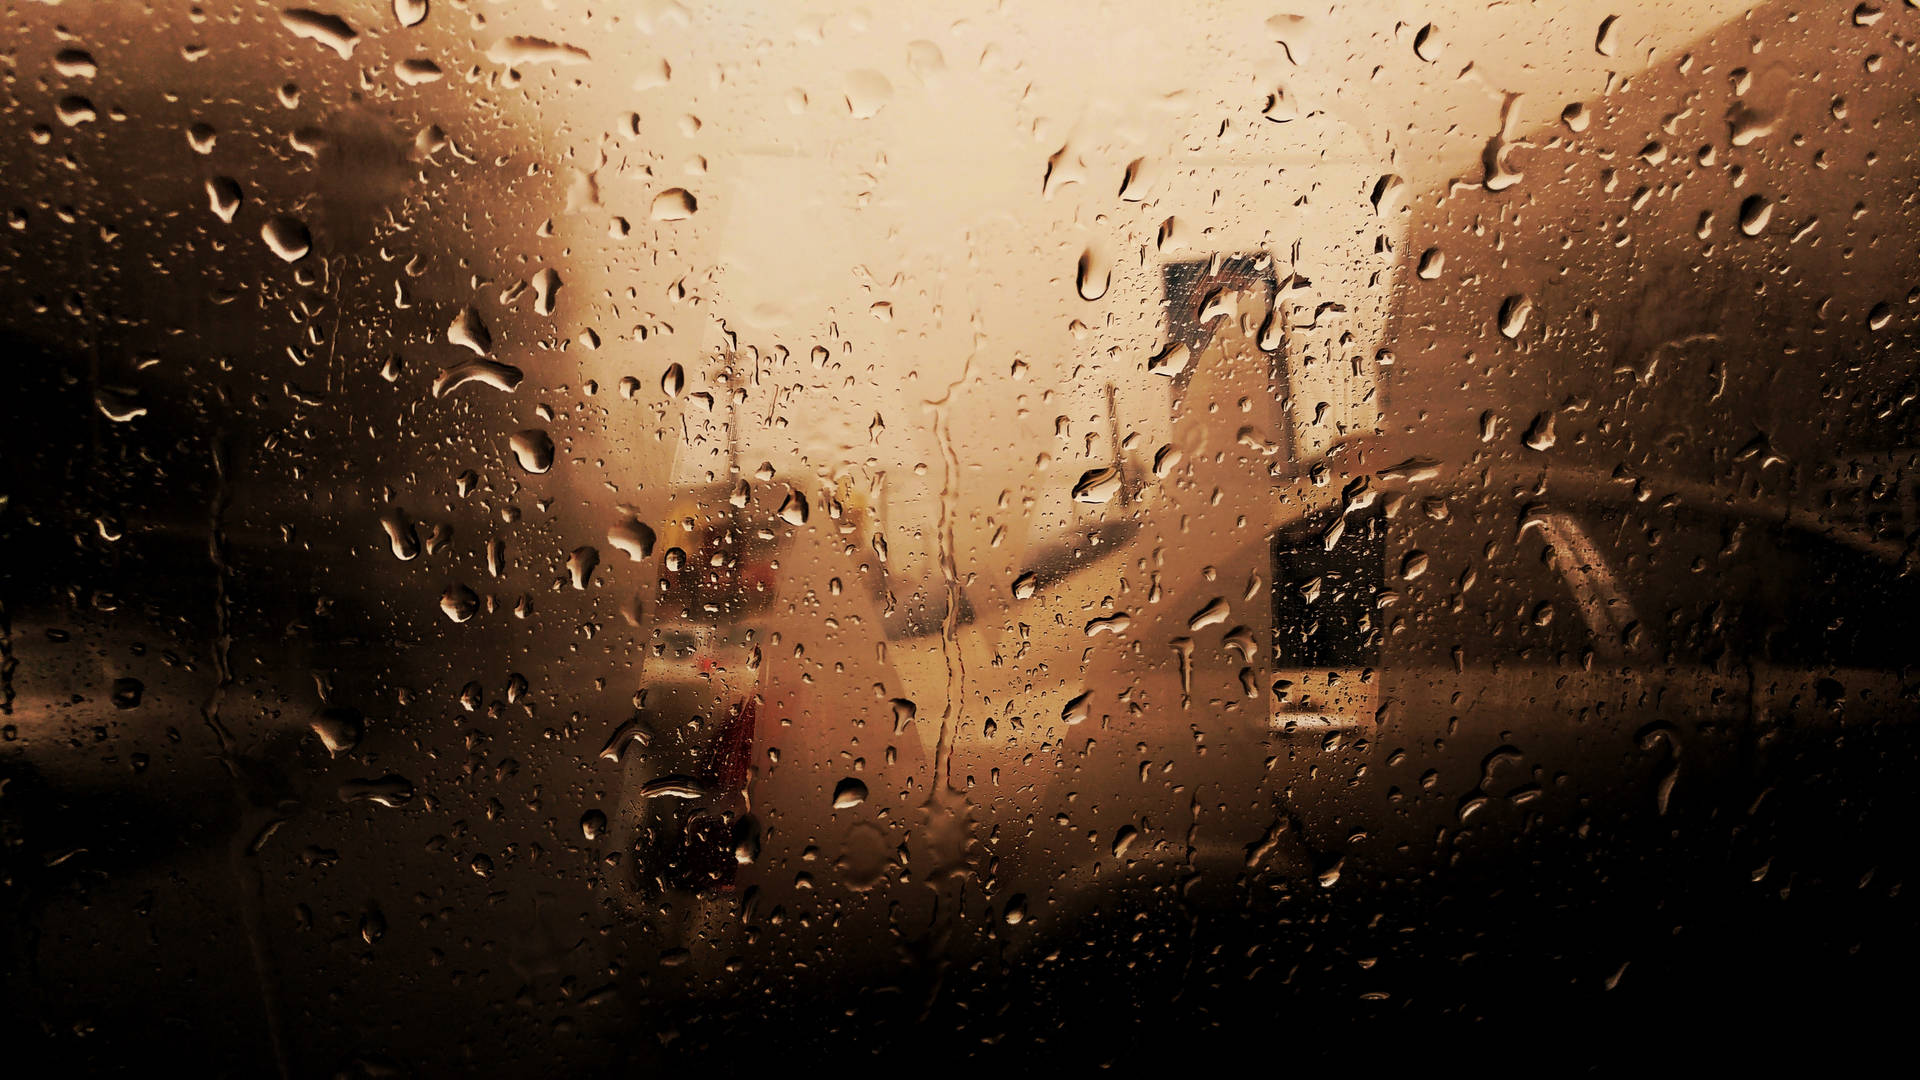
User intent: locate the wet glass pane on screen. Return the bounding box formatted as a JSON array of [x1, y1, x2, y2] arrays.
[[4, 1, 1918, 1071]]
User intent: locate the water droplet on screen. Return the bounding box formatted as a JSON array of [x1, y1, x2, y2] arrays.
[[281, 9, 360, 60], [439, 584, 479, 622], [1738, 194, 1772, 236], [832, 777, 868, 809], [1062, 691, 1092, 726], [1147, 342, 1190, 377], [430, 359, 522, 398], [1112, 825, 1138, 858], [448, 307, 492, 355], [394, 0, 427, 28], [1012, 572, 1038, 600], [1562, 102, 1591, 133], [1003, 894, 1028, 925], [1188, 597, 1230, 632], [509, 429, 555, 474], [1595, 15, 1620, 57], [395, 58, 443, 85], [1729, 103, 1775, 147], [780, 491, 809, 526], [661, 363, 684, 396], [1413, 24, 1443, 62], [906, 40, 945, 80], [55, 96, 95, 126], [311, 706, 363, 756], [53, 49, 97, 79], [338, 775, 414, 808], [110, 677, 144, 709], [1498, 294, 1532, 339], [206, 177, 242, 223], [1075, 247, 1109, 301], [1523, 411, 1557, 451], [638, 775, 706, 800], [359, 907, 386, 944], [1416, 248, 1444, 279], [890, 698, 917, 734], [845, 69, 893, 118], [380, 508, 420, 560], [485, 36, 592, 67], [580, 810, 607, 840], [608, 519, 656, 561], [568, 546, 599, 590], [94, 387, 146, 422], [261, 215, 311, 262], [598, 717, 653, 763], [651, 188, 697, 220], [1072, 466, 1121, 504], [532, 267, 562, 316]]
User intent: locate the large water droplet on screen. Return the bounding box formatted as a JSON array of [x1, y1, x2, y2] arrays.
[[608, 519, 656, 560], [532, 267, 562, 316], [832, 777, 868, 809], [380, 508, 420, 560], [281, 9, 360, 60], [485, 36, 592, 67], [510, 429, 555, 474], [1072, 467, 1121, 504], [845, 70, 893, 118], [1595, 14, 1620, 57], [431, 359, 521, 398], [111, 677, 144, 709], [206, 177, 242, 223], [1498, 294, 1532, 339], [311, 706, 363, 756], [1413, 24, 1443, 62], [395, 58, 443, 85], [1523, 411, 1557, 451], [440, 583, 479, 622], [1062, 692, 1092, 726], [1076, 247, 1109, 301], [1188, 597, 1230, 631], [638, 775, 707, 800], [580, 810, 607, 840], [261, 216, 311, 262], [55, 96, 95, 126], [53, 49, 97, 79], [651, 188, 697, 220], [568, 546, 600, 590], [338, 775, 414, 807], [448, 307, 492, 355]]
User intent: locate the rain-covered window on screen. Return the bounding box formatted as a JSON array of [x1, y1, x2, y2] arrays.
[[3, 2, 1917, 1072]]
